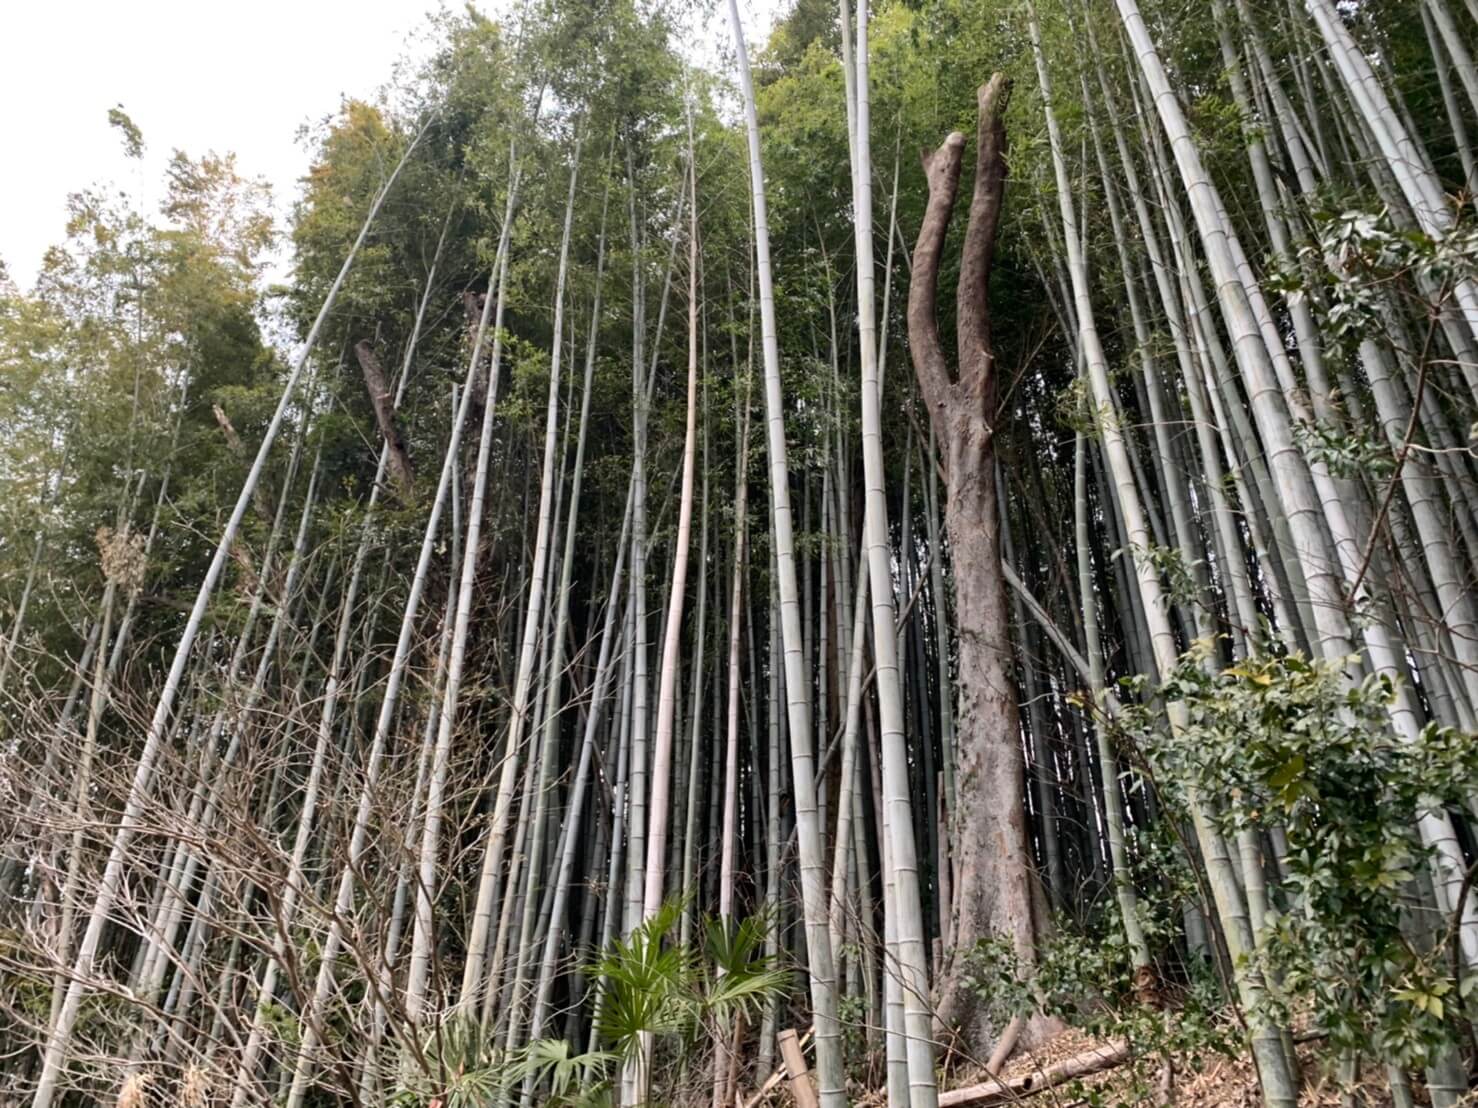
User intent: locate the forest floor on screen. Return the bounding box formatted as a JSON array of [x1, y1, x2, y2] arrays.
[[840, 1028, 1448, 1106], [949, 1029, 1441, 1106]]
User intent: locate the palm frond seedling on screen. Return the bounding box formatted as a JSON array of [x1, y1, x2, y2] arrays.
[[506, 1039, 618, 1107], [591, 898, 789, 1103], [396, 1017, 615, 1108], [700, 910, 792, 1036]]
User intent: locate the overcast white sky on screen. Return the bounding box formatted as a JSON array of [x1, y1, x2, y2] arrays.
[[1, 0, 782, 292]]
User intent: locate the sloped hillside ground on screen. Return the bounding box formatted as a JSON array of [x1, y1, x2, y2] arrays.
[[820, 1026, 1449, 1107], [949, 1029, 1434, 1107]]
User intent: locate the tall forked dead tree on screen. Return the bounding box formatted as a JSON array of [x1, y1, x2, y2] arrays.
[[908, 74, 1050, 1057]]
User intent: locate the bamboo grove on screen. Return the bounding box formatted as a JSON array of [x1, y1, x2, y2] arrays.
[[3, 0, 1478, 1104]]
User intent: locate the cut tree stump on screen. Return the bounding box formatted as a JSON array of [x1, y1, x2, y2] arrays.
[[777, 1028, 819, 1108], [938, 1039, 1132, 1107]]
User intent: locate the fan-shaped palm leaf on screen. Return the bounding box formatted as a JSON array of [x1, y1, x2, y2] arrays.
[[507, 1038, 616, 1104]]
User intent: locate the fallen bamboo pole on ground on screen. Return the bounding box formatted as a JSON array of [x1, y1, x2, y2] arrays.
[[938, 1039, 1132, 1107]]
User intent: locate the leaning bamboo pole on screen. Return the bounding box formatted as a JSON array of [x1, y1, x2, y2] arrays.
[[32, 117, 430, 1108], [224, 214, 450, 1102], [262, 121, 533, 1108], [1032, 8, 1298, 1100]]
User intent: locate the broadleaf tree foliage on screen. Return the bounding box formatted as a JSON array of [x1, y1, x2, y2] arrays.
[[3, 0, 1478, 1104]]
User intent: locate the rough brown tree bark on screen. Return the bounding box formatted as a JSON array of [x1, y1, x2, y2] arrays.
[[354, 339, 413, 499], [908, 73, 1050, 1060]]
